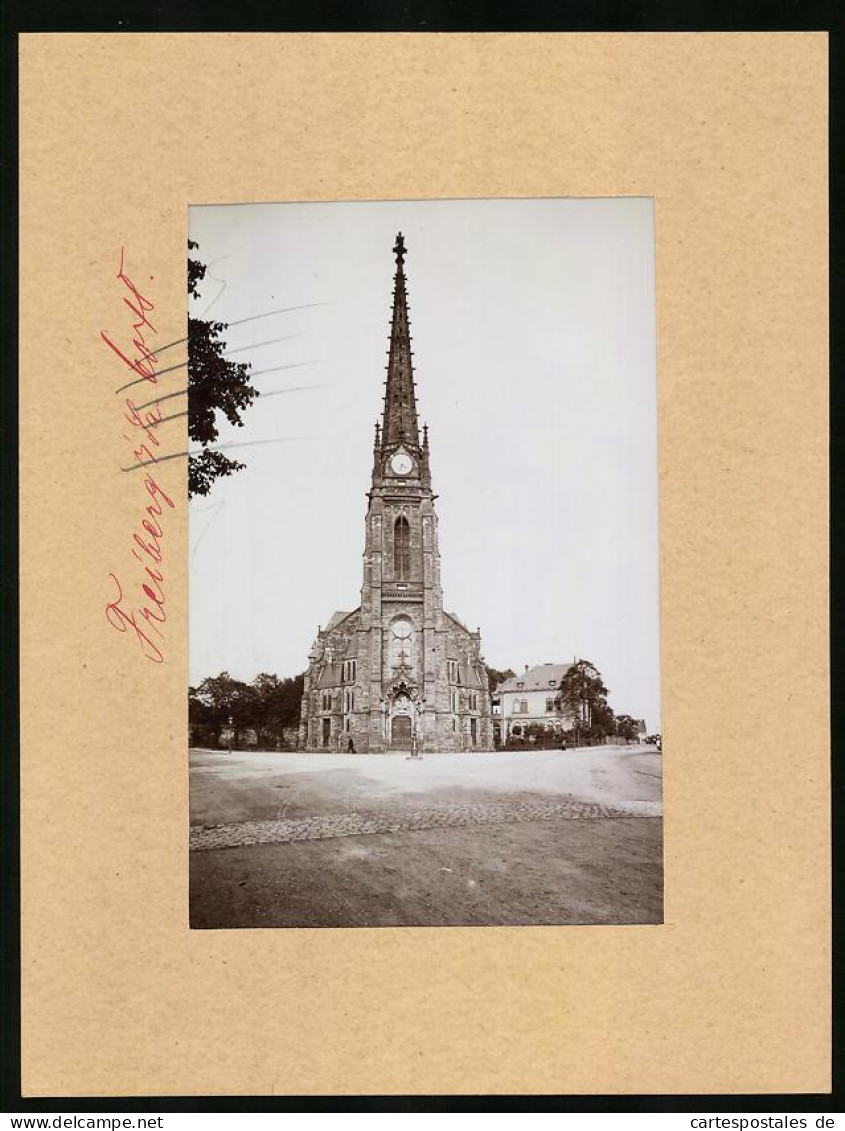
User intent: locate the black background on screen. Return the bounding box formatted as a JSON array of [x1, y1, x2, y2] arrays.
[[0, 0, 840, 1112]]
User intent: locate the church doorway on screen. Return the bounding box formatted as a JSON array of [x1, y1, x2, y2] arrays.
[[391, 714, 412, 750], [322, 718, 331, 748]]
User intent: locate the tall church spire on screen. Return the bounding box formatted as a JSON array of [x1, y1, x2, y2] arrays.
[[380, 232, 420, 449], [300, 231, 493, 754]]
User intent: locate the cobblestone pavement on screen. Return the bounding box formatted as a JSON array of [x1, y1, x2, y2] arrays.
[[190, 795, 639, 852]]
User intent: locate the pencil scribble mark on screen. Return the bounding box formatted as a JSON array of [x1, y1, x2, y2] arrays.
[[199, 256, 232, 318], [134, 363, 318, 411], [153, 303, 331, 359], [120, 434, 325, 474], [250, 382, 329, 400], [225, 334, 298, 356], [154, 384, 330, 426], [190, 498, 226, 563], [115, 345, 314, 397]]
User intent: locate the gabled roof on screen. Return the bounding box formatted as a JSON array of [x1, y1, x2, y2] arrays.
[[323, 609, 359, 633], [317, 662, 343, 689], [444, 610, 472, 634], [459, 662, 485, 690], [498, 662, 572, 694], [344, 634, 358, 658]]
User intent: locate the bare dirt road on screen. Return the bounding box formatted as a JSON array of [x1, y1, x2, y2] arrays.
[[189, 746, 663, 928]]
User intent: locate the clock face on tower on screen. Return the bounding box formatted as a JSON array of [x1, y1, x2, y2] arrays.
[[389, 449, 413, 476], [391, 618, 414, 668]]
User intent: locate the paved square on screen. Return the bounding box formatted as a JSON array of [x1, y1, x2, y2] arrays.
[[190, 745, 663, 928]]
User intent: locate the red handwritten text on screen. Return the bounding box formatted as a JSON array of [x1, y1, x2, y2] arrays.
[[100, 248, 159, 384], [103, 250, 177, 663], [105, 475, 176, 663]]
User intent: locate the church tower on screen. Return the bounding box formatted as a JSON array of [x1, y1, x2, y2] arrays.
[[299, 234, 493, 753]]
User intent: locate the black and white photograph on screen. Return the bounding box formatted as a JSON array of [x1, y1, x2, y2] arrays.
[[187, 198, 662, 929]]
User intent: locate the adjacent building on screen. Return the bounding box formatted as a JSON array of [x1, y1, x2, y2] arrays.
[[299, 234, 494, 753], [496, 663, 575, 743]]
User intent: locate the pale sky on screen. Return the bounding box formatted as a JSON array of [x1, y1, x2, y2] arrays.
[[188, 198, 660, 731]]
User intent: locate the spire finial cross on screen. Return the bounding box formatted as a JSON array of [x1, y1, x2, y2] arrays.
[[393, 232, 406, 266]]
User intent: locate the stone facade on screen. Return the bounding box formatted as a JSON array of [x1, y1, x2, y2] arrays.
[[299, 233, 494, 753]]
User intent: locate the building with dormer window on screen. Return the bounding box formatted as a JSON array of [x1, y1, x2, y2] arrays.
[[497, 663, 576, 742]]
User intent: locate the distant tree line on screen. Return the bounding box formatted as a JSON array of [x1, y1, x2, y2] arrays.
[[189, 671, 304, 750], [191, 660, 654, 753]]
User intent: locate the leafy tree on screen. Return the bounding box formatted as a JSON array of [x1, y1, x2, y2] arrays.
[[559, 659, 614, 745], [188, 240, 259, 497], [189, 669, 306, 750], [188, 684, 217, 748], [191, 671, 253, 747], [249, 672, 306, 747], [486, 666, 515, 692], [615, 714, 640, 742]]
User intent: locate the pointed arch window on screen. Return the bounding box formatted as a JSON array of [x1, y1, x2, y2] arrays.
[[394, 516, 410, 579]]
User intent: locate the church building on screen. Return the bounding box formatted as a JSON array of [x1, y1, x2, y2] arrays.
[[299, 234, 494, 753]]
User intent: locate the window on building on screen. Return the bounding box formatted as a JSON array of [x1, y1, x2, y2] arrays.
[[517, 681, 524, 689], [549, 680, 557, 688], [546, 699, 555, 712], [394, 516, 410, 579]]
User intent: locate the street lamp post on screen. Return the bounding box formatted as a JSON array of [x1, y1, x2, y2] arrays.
[[407, 697, 424, 761], [228, 715, 234, 754]]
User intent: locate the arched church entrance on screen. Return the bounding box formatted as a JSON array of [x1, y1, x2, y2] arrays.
[[391, 714, 412, 750]]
